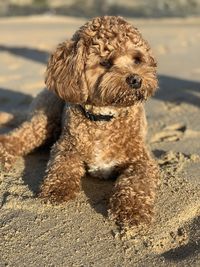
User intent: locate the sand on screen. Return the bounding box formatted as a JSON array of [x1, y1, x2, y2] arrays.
[[0, 16, 200, 267]]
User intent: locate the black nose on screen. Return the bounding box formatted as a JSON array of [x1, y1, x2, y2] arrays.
[[126, 74, 142, 89]]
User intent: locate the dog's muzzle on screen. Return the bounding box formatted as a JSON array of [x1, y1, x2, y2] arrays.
[[126, 74, 142, 89]]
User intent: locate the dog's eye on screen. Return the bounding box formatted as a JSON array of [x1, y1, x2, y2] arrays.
[[134, 56, 142, 65], [100, 59, 112, 69]]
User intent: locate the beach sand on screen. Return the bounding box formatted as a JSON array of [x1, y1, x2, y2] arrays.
[[0, 16, 200, 266]]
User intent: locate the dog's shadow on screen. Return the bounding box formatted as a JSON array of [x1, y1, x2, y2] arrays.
[[82, 176, 114, 217], [22, 148, 49, 194]]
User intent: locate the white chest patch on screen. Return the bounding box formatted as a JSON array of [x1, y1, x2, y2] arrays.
[[88, 142, 116, 179]]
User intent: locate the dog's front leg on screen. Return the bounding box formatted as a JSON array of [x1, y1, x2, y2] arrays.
[[39, 137, 85, 204], [109, 155, 159, 227]]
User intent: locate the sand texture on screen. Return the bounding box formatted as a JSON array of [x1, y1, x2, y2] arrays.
[[0, 16, 200, 267]]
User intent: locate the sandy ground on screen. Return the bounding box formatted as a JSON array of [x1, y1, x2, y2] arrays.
[[0, 16, 200, 267]]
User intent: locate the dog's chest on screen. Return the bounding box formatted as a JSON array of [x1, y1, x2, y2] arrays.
[[87, 139, 117, 179]]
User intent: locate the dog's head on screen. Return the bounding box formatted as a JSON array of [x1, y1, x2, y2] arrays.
[[45, 16, 158, 107]]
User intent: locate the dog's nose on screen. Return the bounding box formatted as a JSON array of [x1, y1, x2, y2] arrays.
[[126, 74, 142, 89]]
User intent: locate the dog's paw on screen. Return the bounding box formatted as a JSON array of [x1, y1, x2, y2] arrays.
[[38, 189, 68, 204], [109, 187, 154, 228], [38, 181, 78, 204]]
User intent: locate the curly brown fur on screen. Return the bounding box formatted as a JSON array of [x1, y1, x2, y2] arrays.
[[0, 16, 159, 227], [0, 90, 64, 168]]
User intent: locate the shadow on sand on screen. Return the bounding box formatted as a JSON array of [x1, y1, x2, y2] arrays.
[[162, 216, 200, 262], [157, 75, 200, 108], [0, 45, 49, 64]]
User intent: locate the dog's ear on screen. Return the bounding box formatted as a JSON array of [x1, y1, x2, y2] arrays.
[[45, 40, 88, 103]]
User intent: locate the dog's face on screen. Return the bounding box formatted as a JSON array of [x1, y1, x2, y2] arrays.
[[45, 16, 158, 107]]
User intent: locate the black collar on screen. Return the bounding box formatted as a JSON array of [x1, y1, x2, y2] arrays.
[[79, 105, 114, 122]]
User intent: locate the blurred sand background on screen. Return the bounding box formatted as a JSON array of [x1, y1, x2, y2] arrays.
[[0, 1, 200, 266]]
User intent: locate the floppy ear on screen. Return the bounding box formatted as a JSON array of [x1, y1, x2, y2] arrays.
[[45, 39, 88, 103]]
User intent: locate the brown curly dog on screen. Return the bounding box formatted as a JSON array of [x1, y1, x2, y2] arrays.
[[0, 16, 159, 227]]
